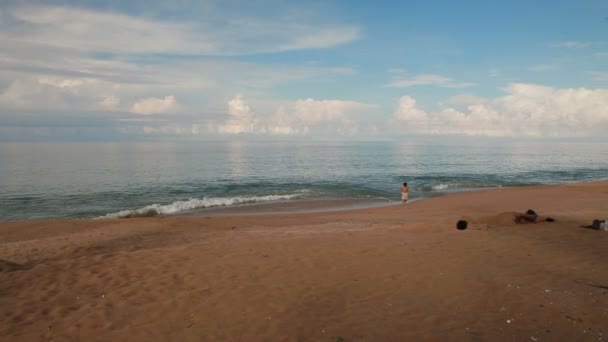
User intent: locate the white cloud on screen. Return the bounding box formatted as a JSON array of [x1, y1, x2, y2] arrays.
[[5, 6, 214, 55], [0, 76, 108, 110], [387, 74, 475, 88], [294, 98, 366, 124], [0, 54, 358, 120], [277, 26, 361, 51], [37, 77, 86, 88], [131, 96, 177, 115], [2, 5, 360, 56], [216, 94, 256, 134], [286, 98, 374, 135], [228, 95, 253, 118], [265, 106, 308, 135], [0, 3, 362, 129], [392, 96, 428, 123], [212, 95, 375, 136], [99, 96, 120, 110], [393, 83, 608, 137]]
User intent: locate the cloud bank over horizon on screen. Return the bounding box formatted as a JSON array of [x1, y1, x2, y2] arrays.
[[393, 84, 608, 138], [0, 1, 607, 141]]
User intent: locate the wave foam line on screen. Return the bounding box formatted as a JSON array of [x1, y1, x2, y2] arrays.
[[97, 194, 301, 219], [432, 183, 449, 190]]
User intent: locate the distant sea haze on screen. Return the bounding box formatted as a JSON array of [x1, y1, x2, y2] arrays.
[[0, 141, 607, 221]]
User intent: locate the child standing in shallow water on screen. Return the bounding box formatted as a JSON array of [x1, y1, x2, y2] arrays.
[[401, 182, 409, 204]]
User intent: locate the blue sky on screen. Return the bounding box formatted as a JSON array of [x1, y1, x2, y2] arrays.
[[0, 0, 607, 141]]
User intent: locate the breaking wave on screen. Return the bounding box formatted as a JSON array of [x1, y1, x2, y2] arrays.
[[97, 194, 301, 219], [431, 183, 449, 190]]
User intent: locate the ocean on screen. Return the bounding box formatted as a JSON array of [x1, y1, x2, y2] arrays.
[[1, 141, 607, 221]]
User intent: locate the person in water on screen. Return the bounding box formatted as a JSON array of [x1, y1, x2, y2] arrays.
[[401, 182, 409, 204]]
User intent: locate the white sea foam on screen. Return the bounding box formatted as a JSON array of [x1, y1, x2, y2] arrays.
[[432, 183, 449, 190], [97, 194, 301, 219]]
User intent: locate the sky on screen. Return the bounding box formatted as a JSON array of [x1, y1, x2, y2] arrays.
[[0, 0, 607, 141]]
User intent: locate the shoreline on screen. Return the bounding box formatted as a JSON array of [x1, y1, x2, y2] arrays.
[[0, 182, 549, 223], [175, 197, 398, 217], [1, 180, 607, 340], [3, 179, 608, 223], [0, 179, 602, 225]]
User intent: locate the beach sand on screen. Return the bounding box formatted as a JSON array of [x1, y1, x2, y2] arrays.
[[1, 181, 607, 341]]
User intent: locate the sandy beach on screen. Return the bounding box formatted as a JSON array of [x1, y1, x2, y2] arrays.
[[1, 181, 607, 341]]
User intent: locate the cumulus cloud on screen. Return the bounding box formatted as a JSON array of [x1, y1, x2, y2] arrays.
[[211, 94, 375, 136], [0, 78, 64, 109], [0, 76, 104, 110], [393, 83, 608, 137], [131, 96, 177, 115], [216, 94, 256, 134], [99, 96, 120, 110], [387, 74, 475, 88], [0, 4, 360, 119], [264, 106, 308, 135], [393, 96, 428, 123], [294, 98, 365, 124], [0, 3, 363, 142], [0, 53, 352, 117]]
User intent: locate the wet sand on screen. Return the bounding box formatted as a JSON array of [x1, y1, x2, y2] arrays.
[[178, 198, 395, 216], [1, 181, 607, 341]]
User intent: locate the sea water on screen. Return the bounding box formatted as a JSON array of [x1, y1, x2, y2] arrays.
[[1, 141, 607, 221]]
